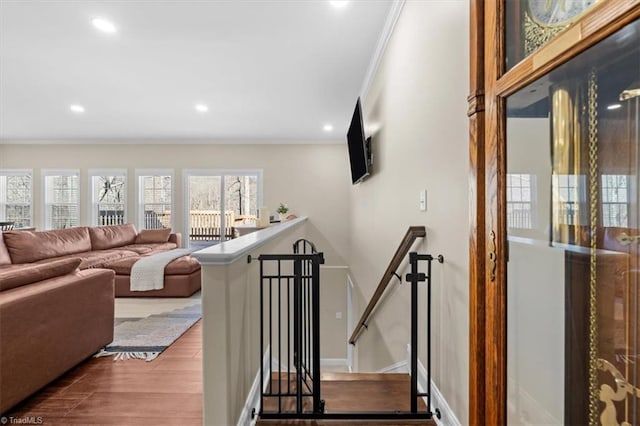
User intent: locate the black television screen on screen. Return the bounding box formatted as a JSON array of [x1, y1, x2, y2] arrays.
[[347, 98, 370, 184]]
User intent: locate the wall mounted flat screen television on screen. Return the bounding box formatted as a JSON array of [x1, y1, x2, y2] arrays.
[[347, 98, 371, 184]]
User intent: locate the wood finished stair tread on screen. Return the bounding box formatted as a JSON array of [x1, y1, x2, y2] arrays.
[[259, 372, 435, 425], [320, 372, 411, 382], [257, 421, 435, 425]]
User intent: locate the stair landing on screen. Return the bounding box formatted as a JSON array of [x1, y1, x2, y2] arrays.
[[257, 372, 435, 425]]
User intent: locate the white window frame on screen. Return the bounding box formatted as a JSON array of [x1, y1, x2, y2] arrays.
[[88, 169, 128, 226], [0, 169, 33, 228], [135, 169, 175, 230], [42, 169, 81, 230], [183, 169, 263, 247]]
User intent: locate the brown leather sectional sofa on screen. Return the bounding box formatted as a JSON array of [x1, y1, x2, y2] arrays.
[[0, 224, 201, 297], [0, 224, 201, 412], [0, 259, 115, 413]]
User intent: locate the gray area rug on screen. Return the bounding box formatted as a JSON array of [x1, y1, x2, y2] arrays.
[[96, 302, 201, 362]]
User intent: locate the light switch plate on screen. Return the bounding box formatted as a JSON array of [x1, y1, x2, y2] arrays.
[[419, 190, 427, 211]]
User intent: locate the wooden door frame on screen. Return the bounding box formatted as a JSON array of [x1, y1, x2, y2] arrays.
[[468, 2, 640, 425]]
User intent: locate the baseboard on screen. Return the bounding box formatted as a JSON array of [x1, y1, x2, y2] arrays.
[[377, 360, 409, 374], [416, 361, 461, 426], [321, 358, 349, 368], [238, 345, 271, 426], [382, 345, 461, 426]]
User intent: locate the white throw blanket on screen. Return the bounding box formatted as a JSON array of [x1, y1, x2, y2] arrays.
[[130, 249, 194, 291]]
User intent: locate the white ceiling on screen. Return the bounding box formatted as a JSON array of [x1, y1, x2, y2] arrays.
[[0, 0, 394, 142]]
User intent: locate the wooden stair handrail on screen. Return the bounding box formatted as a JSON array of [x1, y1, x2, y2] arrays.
[[348, 226, 426, 345]]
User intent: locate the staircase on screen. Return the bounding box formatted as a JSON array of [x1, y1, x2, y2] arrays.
[[256, 233, 441, 425], [257, 372, 436, 425]]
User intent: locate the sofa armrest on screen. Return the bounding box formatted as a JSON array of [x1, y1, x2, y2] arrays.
[[0, 268, 115, 413], [169, 233, 182, 248]]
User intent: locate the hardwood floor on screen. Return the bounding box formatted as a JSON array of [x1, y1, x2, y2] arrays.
[[7, 321, 434, 425], [6, 321, 203, 425]]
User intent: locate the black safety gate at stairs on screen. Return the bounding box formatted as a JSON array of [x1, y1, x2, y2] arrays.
[[256, 238, 443, 421]]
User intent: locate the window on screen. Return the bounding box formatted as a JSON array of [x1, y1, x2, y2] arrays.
[[507, 174, 535, 229], [89, 169, 127, 226], [183, 169, 263, 247], [0, 169, 32, 228], [601, 175, 629, 227], [552, 174, 587, 226], [43, 169, 80, 230], [136, 170, 173, 230]]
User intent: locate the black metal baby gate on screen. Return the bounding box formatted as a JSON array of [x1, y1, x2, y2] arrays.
[[257, 239, 324, 418], [257, 239, 441, 421]]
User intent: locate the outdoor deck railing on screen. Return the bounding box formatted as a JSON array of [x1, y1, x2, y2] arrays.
[[189, 210, 235, 240], [92, 210, 249, 241]]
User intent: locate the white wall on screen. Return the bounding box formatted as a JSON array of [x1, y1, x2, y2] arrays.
[[0, 143, 350, 263], [347, 1, 470, 424]]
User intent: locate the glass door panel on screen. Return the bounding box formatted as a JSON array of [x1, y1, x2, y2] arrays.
[[187, 175, 222, 248], [224, 174, 259, 231], [506, 19, 640, 425]]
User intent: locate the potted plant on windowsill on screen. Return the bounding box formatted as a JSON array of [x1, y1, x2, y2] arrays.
[[276, 203, 289, 221]]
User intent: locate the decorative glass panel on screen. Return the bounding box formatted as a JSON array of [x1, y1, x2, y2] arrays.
[[505, 0, 599, 70], [506, 19, 640, 425]]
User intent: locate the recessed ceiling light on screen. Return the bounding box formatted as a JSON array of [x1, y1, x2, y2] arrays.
[[323, 124, 334, 132], [69, 104, 85, 113], [195, 104, 209, 113], [607, 103, 622, 110], [329, 1, 349, 8], [91, 17, 117, 33]]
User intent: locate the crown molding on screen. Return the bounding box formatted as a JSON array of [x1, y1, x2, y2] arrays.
[[359, 0, 405, 100]]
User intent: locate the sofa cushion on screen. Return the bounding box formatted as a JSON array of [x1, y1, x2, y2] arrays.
[[31, 250, 139, 270], [78, 250, 139, 269], [0, 233, 11, 266], [107, 255, 199, 276], [89, 224, 138, 251], [117, 245, 154, 255], [2, 227, 91, 264], [0, 258, 82, 291], [121, 242, 177, 255], [135, 228, 171, 244]]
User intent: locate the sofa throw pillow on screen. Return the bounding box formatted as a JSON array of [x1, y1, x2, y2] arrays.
[[0, 258, 82, 291], [89, 223, 138, 250], [3, 227, 91, 264], [135, 228, 172, 244]]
